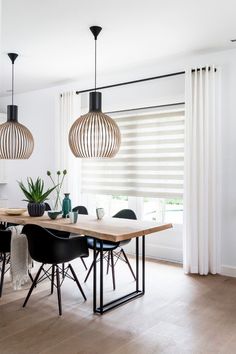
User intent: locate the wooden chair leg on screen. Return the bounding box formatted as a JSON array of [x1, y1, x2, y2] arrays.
[[121, 248, 136, 280], [69, 264, 86, 301], [110, 251, 116, 290], [56, 265, 62, 316], [84, 251, 99, 282], [23, 264, 44, 308], [0, 253, 6, 298]]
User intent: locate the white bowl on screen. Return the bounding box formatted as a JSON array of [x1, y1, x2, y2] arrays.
[[4, 208, 27, 216]]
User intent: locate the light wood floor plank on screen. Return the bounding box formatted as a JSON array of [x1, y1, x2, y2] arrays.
[[1, 257, 236, 354]]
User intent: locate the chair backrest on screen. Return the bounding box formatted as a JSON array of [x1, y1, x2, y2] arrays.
[[44, 203, 71, 238], [72, 206, 88, 215], [112, 209, 137, 246], [22, 224, 88, 264], [113, 209, 137, 220], [44, 202, 51, 211], [0, 230, 11, 253], [0, 222, 6, 230]]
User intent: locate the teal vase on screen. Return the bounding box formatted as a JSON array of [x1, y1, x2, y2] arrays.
[[62, 193, 71, 218]]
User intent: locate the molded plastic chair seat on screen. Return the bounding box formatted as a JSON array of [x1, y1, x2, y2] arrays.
[[0, 230, 11, 297], [0, 230, 11, 253], [86, 237, 130, 250], [23, 224, 88, 264], [22, 224, 88, 315]]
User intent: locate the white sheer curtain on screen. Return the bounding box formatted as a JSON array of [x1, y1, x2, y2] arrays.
[[55, 91, 81, 206], [184, 66, 221, 275]]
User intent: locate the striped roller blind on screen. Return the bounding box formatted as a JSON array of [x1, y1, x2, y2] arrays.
[[81, 106, 185, 198]]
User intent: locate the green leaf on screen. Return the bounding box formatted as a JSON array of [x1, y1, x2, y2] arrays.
[[18, 177, 58, 203]]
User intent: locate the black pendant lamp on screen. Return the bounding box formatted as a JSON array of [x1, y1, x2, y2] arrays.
[[0, 53, 34, 159], [69, 26, 121, 158]]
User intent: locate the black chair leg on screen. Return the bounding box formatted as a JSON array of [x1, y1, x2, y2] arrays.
[[56, 265, 62, 316], [23, 264, 44, 308], [62, 263, 65, 279], [107, 251, 110, 275], [110, 251, 116, 290], [51, 265, 55, 295], [84, 251, 99, 282], [68, 264, 86, 301], [0, 253, 6, 298], [28, 271, 34, 284], [28, 271, 37, 288], [121, 248, 136, 280], [80, 257, 87, 270]]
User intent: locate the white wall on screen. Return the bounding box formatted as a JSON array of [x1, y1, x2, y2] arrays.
[[1, 47, 236, 275], [0, 88, 57, 206]]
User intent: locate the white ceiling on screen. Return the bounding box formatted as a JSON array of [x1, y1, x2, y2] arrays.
[[1, 0, 236, 95]]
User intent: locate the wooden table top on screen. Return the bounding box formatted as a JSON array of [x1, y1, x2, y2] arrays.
[[0, 209, 172, 242]]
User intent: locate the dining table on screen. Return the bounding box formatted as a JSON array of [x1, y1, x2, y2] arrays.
[[0, 209, 172, 314]]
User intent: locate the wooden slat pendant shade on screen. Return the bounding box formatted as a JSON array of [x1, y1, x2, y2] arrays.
[[69, 27, 121, 159], [0, 54, 35, 160], [69, 111, 121, 158], [0, 121, 34, 159]]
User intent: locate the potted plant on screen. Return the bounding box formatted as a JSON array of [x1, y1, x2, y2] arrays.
[[18, 177, 57, 217]]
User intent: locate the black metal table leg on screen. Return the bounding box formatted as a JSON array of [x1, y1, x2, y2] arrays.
[[100, 240, 103, 314], [110, 250, 116, 290], [93, 235, 146, 315], [136, 237, 139, 292], [142, 235, 145, 294], [93, 238, 97, 313]]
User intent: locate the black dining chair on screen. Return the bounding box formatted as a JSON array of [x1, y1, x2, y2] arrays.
[[84, 209, 136, 290], [72, 205, 89, 215], [44, 202, 51, 211], [22, 224, 88, 316], [0, 229, 11, 297], [71, 205, 91, 270], [44, 202, 88, 270]]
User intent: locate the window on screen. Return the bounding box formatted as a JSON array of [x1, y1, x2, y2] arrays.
[[110, 196, 128, 216], [84, 194, 128, 218], [81, 105, 185, 201], [143, 197, 183, 224], [84, 193, 183, 224]]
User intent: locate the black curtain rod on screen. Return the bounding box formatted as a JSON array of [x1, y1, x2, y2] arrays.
[[75, 67, 217, 95], [76, 71, 185, 94], [105, 102, 185, 115]]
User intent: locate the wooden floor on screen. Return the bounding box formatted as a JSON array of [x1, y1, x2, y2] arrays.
[[1, 256, 236, 354]]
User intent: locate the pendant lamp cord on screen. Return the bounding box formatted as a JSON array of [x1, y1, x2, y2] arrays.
[[12, 61, 14, 106], [94, 37, 97, 92]]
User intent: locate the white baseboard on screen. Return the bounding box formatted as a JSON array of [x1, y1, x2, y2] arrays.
[[126, 245, 236, 277], [125, 243, 183, 264], [146, 244, 183, 263], [220, 265, 236, 278]]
